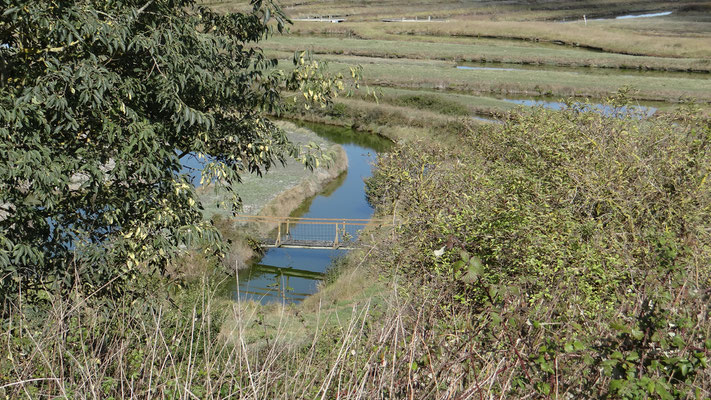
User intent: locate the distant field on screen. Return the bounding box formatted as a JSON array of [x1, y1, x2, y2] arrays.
[[288, 18, 711, 59], [207, 0, 711, 123], [203, 0, 706, 22], [283, 56, 709, 101], [265, 35, 711, 71], [266, 43, 711, 103]]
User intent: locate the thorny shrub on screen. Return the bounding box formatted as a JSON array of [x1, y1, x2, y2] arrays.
[[365, 101, 711, 398]]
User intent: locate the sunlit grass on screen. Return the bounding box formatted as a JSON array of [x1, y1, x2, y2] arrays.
[[274, 56, 711, 103]]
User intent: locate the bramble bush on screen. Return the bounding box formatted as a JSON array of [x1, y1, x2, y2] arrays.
[[366, 100, 711, 398]]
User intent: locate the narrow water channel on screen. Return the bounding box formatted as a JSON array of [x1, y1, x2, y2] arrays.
[[456, 62, 709, 79], [226, 122, 391, 304]]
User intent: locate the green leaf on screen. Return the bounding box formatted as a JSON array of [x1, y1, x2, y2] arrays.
[[610, 322, 630, 333], [609, 379, 624, 392], [459, 250, 469, 262], [647, 380, 655, 394], [535, 382, 551, 395], [490, 312, 502, 326], [656, 383, 673, 400]]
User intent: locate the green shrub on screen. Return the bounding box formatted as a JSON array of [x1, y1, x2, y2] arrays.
[[366, 102, 711, 397], [394, 94, 470, 116]]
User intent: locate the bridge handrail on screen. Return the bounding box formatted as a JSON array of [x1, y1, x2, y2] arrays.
[[234, 215, 394, 226]]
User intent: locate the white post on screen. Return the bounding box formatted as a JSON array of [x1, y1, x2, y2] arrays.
[[584, 14, 587, 25]]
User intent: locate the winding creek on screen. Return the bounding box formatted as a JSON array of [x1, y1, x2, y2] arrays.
[[225, 122, 391, 304]]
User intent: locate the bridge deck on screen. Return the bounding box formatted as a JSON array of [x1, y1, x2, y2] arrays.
[[261, 238, 356, 250], [238, 215, 393, 250]]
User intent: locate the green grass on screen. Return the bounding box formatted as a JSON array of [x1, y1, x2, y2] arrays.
[[275, 56, 711, 103], [370, 87, 517, 115], [285, 96, 468, 141]]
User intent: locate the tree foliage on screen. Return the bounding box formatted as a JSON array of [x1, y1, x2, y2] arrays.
[[0, 0, 353, 299]]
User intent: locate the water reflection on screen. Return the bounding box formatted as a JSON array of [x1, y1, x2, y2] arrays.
[[230, 263, 326, 303]]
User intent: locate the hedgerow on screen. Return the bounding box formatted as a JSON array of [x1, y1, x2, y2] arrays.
[[366, 101, 711, 398]]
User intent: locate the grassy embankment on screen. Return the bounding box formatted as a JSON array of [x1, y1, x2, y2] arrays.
[[199, 121, 348, 225], [273, 50, 710, 100]]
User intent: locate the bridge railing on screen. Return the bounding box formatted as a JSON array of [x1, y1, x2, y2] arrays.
[[234, 215, 394, 249]]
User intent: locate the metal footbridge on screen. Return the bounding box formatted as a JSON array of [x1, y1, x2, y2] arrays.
[[234, 215, 393, 250]]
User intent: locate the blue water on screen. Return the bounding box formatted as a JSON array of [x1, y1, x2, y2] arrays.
[[179, 152, 214, 187], [616, 11, 672, 19], [228, 123, 391, 303], [457, 66, 519, 72], [502, 98, 657, 118]]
